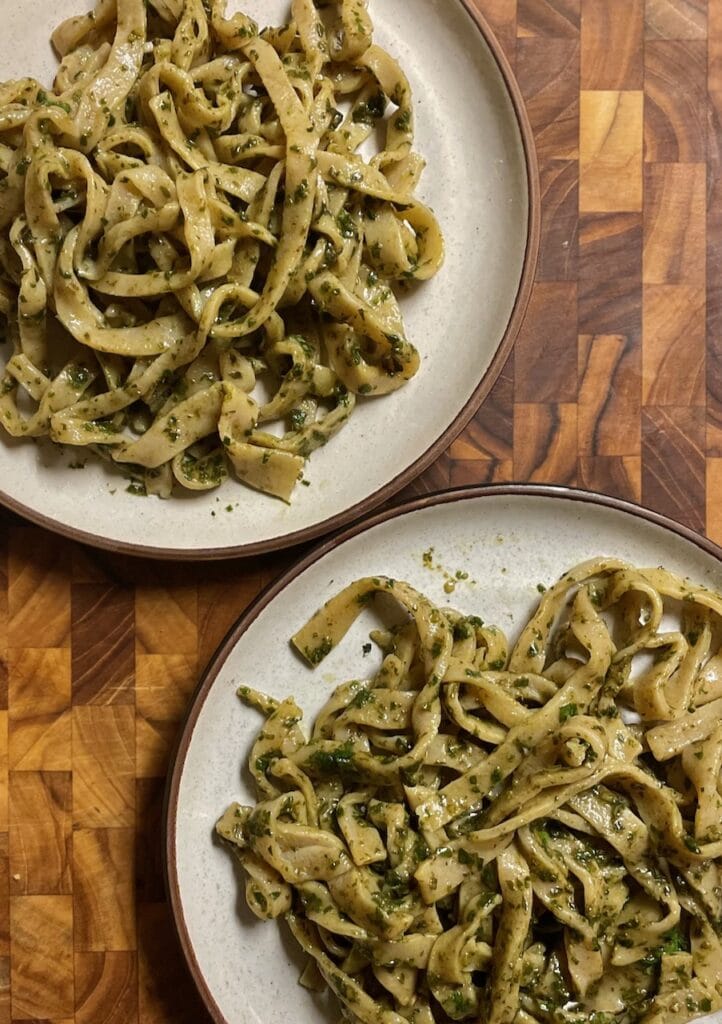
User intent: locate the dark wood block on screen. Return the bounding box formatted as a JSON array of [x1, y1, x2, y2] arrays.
[[578, 456, 642, 502], [578, 272, 642, 339], [644, 41, 706, 161], [75, 951, 138, 1024], [450, 355, 514, 462], [138, 903, 214, 1024], [578, 333, 642, 456], [9, 772, 71, 896], [645, 0, 705, 39], [516, 39, 580, 161], [536, 159, 579, 281], [480, 0, 517, 65], [517, 0, 580, 37], [579, 212, 643, 282], [449, 459, 513, 485], [642, 406, 705, 531], [581, 0, 644, 89], [513, 403, 579, 484], [72, 586, 134, 706], [514, 283, 578, 403]]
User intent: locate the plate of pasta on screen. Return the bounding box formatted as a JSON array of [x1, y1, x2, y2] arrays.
[[166, 485, 722, 1024], [0, 0, 536, 557]]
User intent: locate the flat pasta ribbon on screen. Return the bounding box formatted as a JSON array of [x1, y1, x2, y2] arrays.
[[0, 0, 443, 500], [218, 558, 722, 1024]]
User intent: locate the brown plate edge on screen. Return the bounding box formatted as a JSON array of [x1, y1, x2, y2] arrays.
[[0, 2, 541, 561], [162, 482, 722, 1024]]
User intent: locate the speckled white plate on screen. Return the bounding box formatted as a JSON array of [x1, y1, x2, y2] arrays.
[[0, 0, 538, 559], [165, 484, 722, 1024]]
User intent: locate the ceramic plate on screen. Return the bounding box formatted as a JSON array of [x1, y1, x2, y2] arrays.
[[165, 484, 722, 1024], [0, 0, 538, 559]]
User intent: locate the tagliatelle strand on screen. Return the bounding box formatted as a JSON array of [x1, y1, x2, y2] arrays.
[[0, 0, 443, 500], [218, 558, 722, 1024]]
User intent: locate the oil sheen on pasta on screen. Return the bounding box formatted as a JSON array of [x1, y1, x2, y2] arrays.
[[218, 560, 722, 1024], [0, 0, 443, 499]]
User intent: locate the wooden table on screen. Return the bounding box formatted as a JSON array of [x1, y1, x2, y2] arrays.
[[0, 0, 717, 1020]]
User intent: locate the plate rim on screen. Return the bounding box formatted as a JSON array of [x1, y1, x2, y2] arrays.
[[163, 482, 722, 1023], [0, 0, 541, 561]]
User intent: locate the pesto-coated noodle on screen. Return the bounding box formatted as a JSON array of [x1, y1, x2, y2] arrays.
[[0, 0, 443, 499], [218, 560, 722, 1024]]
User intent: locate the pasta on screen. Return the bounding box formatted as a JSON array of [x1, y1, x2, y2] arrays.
[[0, 0, 443, 500], [218, 559, 722, 1024]]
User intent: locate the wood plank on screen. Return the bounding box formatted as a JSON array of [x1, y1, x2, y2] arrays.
[[579, 90, 644, 212], [642, 284, 706, 405], [137, 904, 213, 1024], [135, 588, 197, 657], [8, 649, 71, 773], [72, 708, 134, 829], [73, 829, 135, 952], [536, 160, 579, 281], [135, 655, 197, 779], [581, 0, 644, 89], [517, 0, 580, 37], [514, 283, 578, 402], [578, 455, 642, 501], [643, 162, 706, 282], [7, 532, 70, 651], [516, 39, 580, 161], [9, 772, 72, 896], [578, 333, 641, 455], [10, 895, 74, 1019], [71, 587, 134, 706], [513, 403, 579, 483], [641, 406, 706, 531], [75, 951, 137, 1024], [645, 0, 705, 39], [644, 41, 707, 161]]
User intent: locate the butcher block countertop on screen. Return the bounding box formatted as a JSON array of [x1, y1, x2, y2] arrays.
[[0, 0, 719, 1021]]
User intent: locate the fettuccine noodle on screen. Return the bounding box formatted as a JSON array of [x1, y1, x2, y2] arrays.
[[218, 559, 722, 1024], [0, 0, 443, 499]]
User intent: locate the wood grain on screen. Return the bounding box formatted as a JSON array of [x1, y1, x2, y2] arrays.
[[10, 896, 73, 1019], [578, 333, 641, 454], [514, 283, 578, 401], [72, 708, 134, 829], [645, 0, 705, 38], [642, 406, 706, 531], [536, 160, 578, 280], [579, 90, 644, 212], [581, 0, 644, 89], [643, 162, 706, 282], [73, 830, 135, 952], [75, 952, 137, 1024], [518, 0, 580, 36], [71, 588, 134, 706], [644, 41, 707, 160], [516, 40, 579, 161], [513, 403, 579, 483], [1, 2, 721, 1021], [9, 772, 71, 896], [578, 455, 642, 501]]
